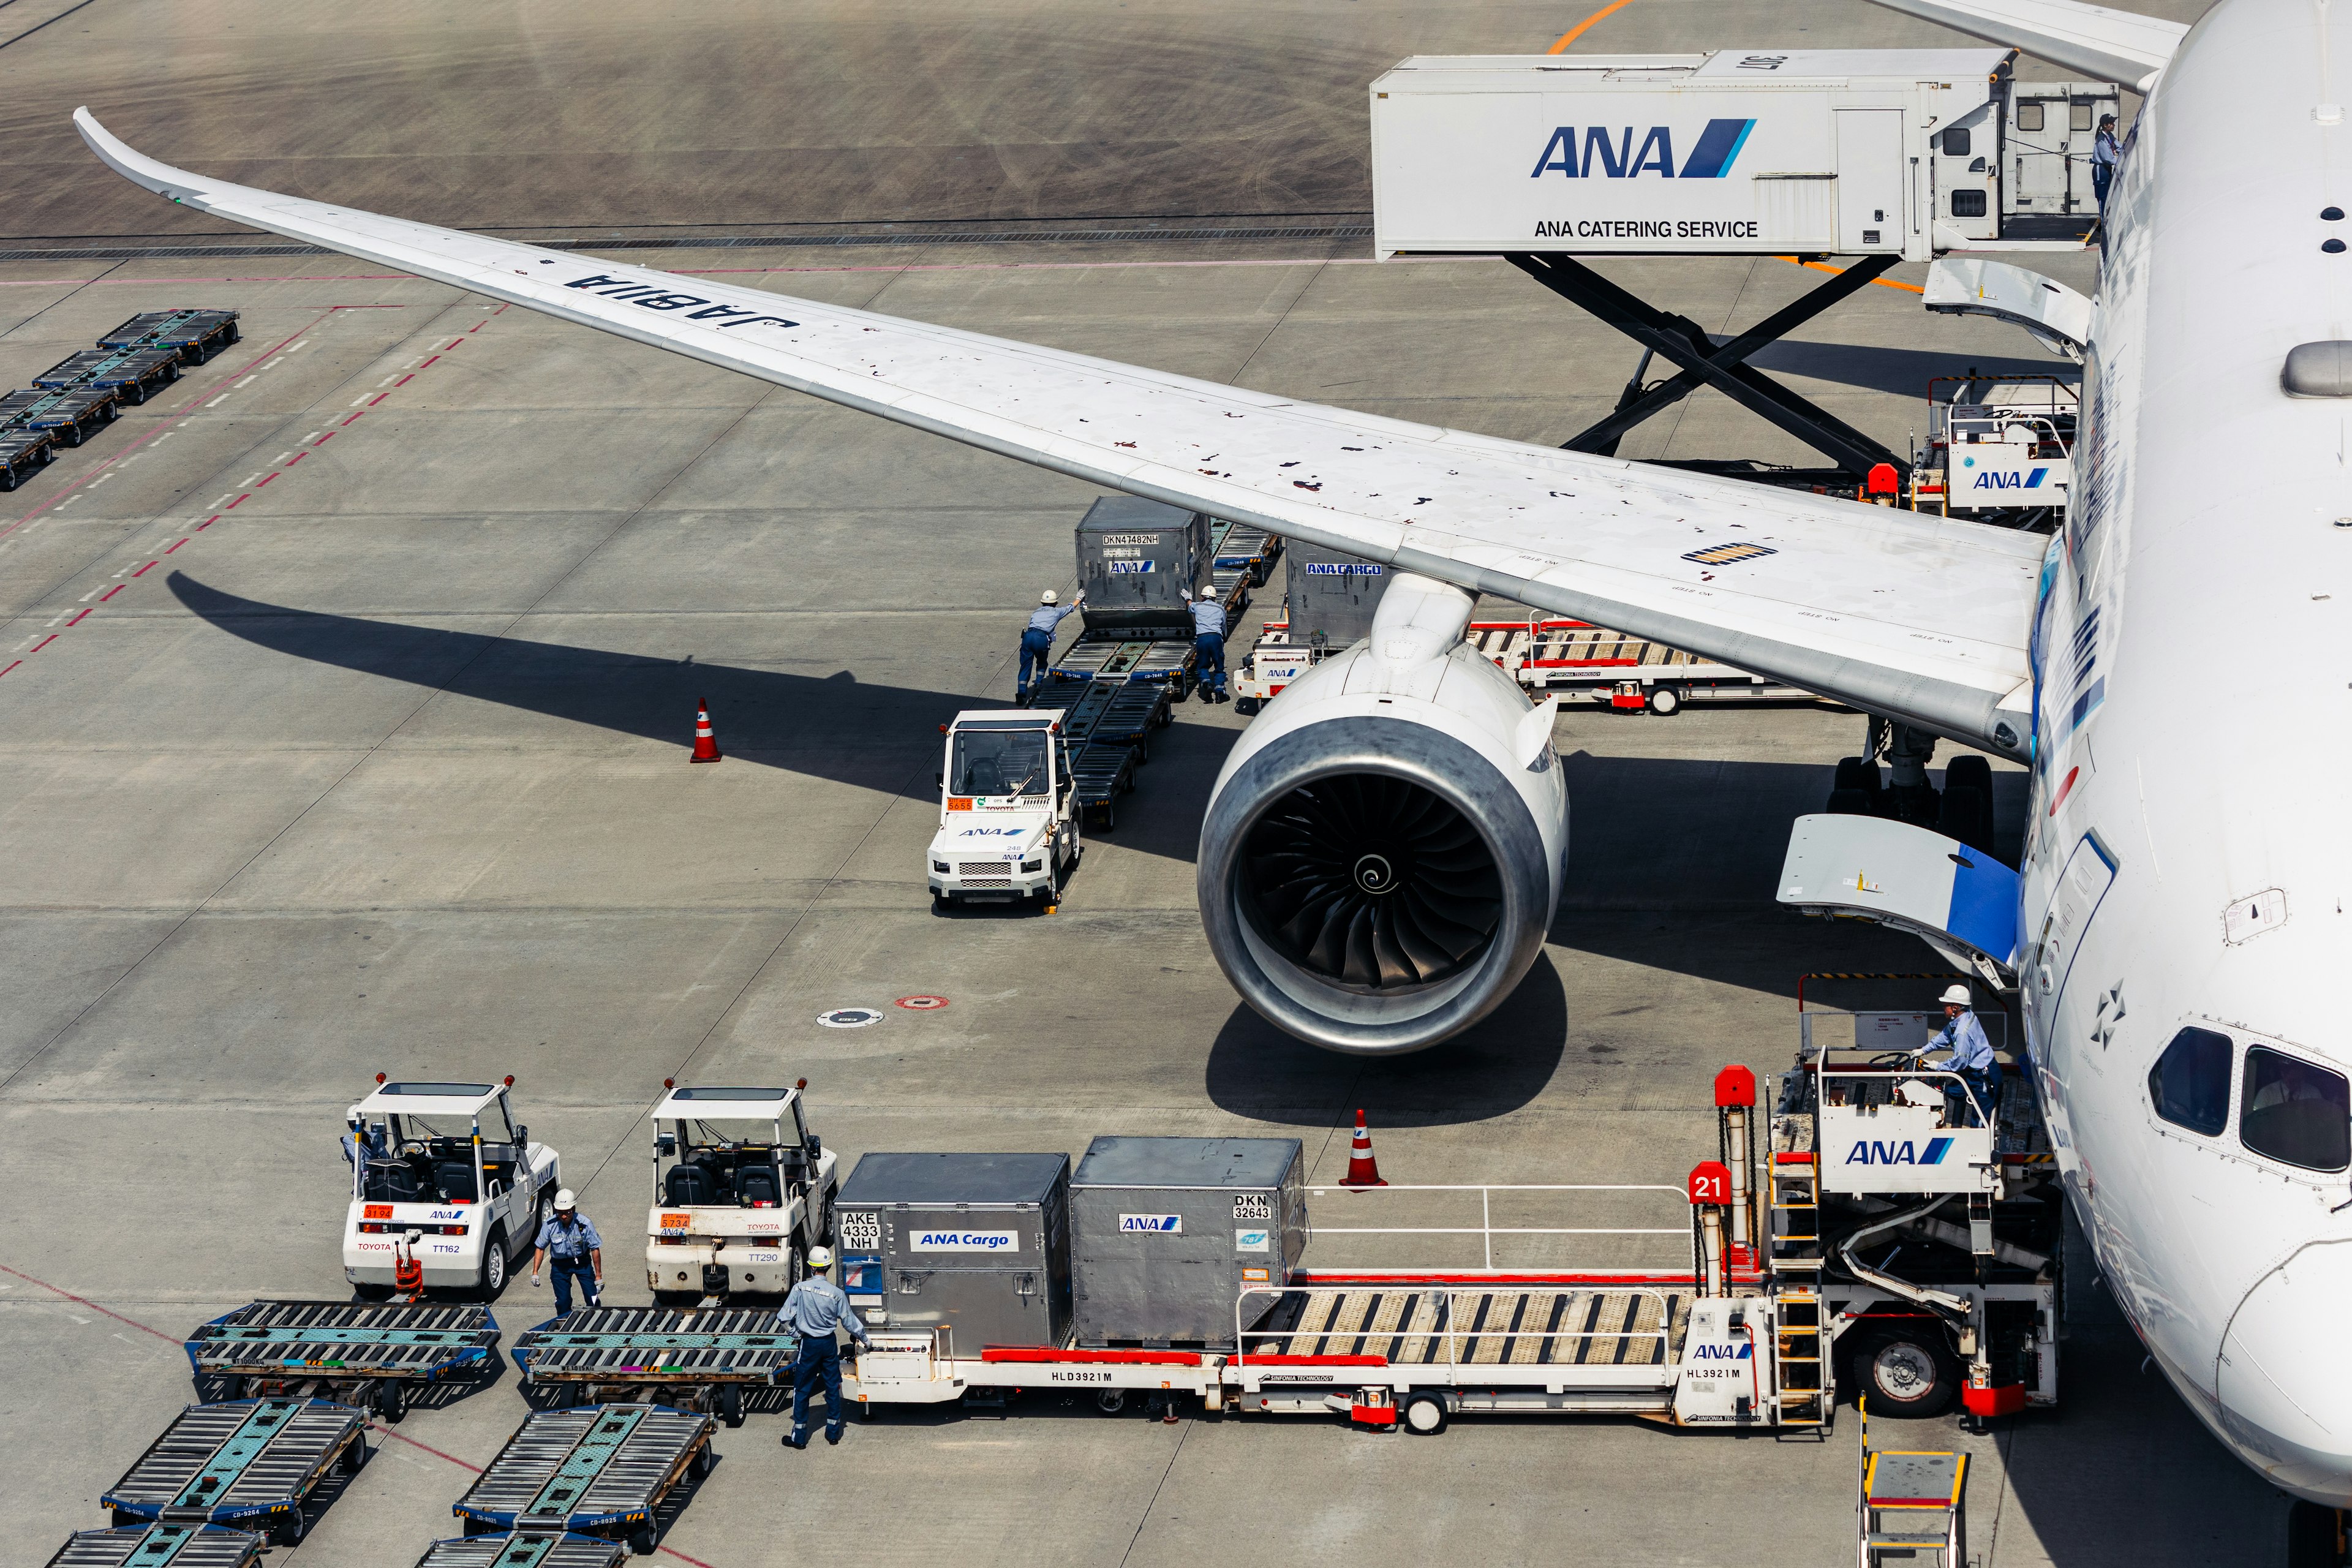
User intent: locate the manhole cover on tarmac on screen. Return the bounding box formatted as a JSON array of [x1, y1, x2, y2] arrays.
[[816, 1007, 884, 1028], [894, 995, 950, 1011]]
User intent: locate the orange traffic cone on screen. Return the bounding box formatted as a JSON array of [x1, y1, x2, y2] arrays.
[[1340, 1109, 1387, 1188], [690, 698, 722, 763]]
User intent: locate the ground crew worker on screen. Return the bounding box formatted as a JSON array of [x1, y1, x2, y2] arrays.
[[1018, 589, 1084, 699], [1915, 984, 2000, 1128], [530, 1189, 603, 1313], [339, 1106, 386, 1170], [1182, 586, 1227, 703], [777, 1246, 870, 1449], [2091, 114, 2121, 214]]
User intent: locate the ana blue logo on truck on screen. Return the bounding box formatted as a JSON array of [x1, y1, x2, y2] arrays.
[[1530, 119, 1756, 179], [1691, 1341, 1754, 1359], [1844, 1137, 1954, 1167], [1969, 467, 2050, 491], [1120, 1213, 1183, 1234]]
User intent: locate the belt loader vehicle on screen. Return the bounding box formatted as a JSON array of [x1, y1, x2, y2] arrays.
[[344, 1077, 559, 1298], [646, 1080, 840, 1303]]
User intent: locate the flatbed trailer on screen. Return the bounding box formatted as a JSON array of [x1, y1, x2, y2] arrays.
[[0, 429, 55, 490], [513, 1306, 799, 1426], [416, 1532, 631, 1568], [98, 310, 241, 366], [45, 1525, 266, 1568], [102, 1399, 367, 1546], [1209, 519, 1281, 585], [184, 1300, 501, 1420], [1, 386, 118, 447], [453, 1405, 715, 1555], [34, 347, 182, 405], [1021, 664, 1174, 830]]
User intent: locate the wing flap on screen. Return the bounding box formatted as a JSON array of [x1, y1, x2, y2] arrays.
[[1863, 0, 2187, 91], [77, 108, 2041, 755]]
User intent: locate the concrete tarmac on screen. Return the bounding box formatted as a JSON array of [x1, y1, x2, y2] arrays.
[[0, 0, 2272, 1565]]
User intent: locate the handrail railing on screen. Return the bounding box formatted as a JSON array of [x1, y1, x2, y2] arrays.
[[1298, 1182, 1691, 1273], [1233, 1283, 1683, 1370]]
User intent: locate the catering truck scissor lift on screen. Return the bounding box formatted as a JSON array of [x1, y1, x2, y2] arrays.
[[344, 1077, 561, 1298], [643, 1080, 839, 1303]]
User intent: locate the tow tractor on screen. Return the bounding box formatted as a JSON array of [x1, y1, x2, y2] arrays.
[[343, 1076, 560, 1298], [925, 710, 1082, 907], [645, 1080, 840, 1303]]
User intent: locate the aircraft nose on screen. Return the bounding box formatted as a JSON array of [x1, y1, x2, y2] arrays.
[[2218, 1241, 2352, 1504]]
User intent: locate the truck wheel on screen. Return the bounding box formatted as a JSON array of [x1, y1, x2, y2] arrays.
[[1402, 1393, 1447, 1435], [1095, 1390, 1128, 1414], [630, 1525, 658, 1556], [1235, 697, 1260, 715], [480, 1230, 508, 1297], [1852, 1326, 1958, 1418], [1648, 686, 1681, 716], [718, 1384, 744, 1428], [272, 1510, 307, 1547], [377, 1379, 407, 1423]]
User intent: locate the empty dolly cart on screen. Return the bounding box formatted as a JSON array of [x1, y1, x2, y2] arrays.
[[453, 1405, 715, 1555], [415, 1532, 630, 1568], [44, 1524, 265, 1568], [34, 348, 181, 405], [1, 386, 117, 447], [184, 1300, 502, 1420], [513, 1306, 799, 1425], [99, 311, 241, 366], [1209, 519, 1281, 586], [1020, 671, 1171, 829], [101, 1399, 366, 1547], [0, 429, 55, 490]]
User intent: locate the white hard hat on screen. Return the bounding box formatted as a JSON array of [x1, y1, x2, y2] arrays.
[[553, 1188, 578, 1210], [1939, 984, 1972, 1007], [807, 1245, 834, 1270], [1040, 589, 1058, 605]]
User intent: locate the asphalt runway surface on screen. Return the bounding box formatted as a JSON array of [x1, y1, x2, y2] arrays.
[[0, 1, 2273, 1565]]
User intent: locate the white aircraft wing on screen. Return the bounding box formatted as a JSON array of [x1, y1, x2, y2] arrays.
[[77, 108, 2043, 756], [1863, 0, 2187, 91]]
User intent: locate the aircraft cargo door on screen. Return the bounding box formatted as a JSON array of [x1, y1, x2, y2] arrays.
[[2026, 833, 2118, 1057], [1835, 110, 1905, 251]]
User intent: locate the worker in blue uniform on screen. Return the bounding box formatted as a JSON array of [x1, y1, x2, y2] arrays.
[[1183, 587, 1228, 703], [1915, 984, 2000, 1128], [530, 1191, 604, 1313], [778, 1246, 872, 1449], [1018, 589, 1083, 699]]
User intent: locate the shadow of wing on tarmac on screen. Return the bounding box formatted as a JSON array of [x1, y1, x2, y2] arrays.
[[1744, 339, 2078, 399]]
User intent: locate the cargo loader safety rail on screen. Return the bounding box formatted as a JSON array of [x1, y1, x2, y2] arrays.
[[1296, 1182, 1696, 1276]]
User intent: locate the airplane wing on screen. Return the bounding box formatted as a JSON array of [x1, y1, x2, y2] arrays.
[[75, 108, 2043, 757], [1862, 0, 2188, 92]]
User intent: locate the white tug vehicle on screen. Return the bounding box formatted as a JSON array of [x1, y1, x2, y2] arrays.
[[342, 1076, 559, 1298], [646, 1081, 840, 1303], [925, 710, 1082, 907]]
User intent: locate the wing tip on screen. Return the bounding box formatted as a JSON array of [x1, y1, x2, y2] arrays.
[[73, 106, 200, 204]]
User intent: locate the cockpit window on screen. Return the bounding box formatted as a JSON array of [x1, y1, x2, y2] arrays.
[[2148, 1027, 2232, 1136], [2240, 1046, 2351, 1171], [949, 730, 1049, 797]]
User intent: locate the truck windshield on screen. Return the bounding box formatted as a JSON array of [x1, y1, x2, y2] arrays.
[[950, 730, 1049, 796]]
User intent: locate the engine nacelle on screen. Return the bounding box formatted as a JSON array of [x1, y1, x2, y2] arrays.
[[1196, 575, 1569, 1054]]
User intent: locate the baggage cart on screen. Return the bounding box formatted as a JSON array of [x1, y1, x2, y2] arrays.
[[44, 1524, 265, 1568], [34, 347, 181, 404], [1209, 518, 1281, 584], [453, 1405, 714, 1555], [184, 1300, 501, 1420], [0, 428, 55, 490], [415, 1534, 631, 1568], [1, 386, 117, 447], [513, 1306, 800, 1425], [97, 309, 242, 366], [101, 1399, 367, 1546]]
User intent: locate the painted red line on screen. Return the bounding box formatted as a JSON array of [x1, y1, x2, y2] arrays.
[[393, 374, 413, 386], [66, 608, 92, 625], [365, 1422, 484, 1474], [194, 518, 216, 531], [164, 538, 187, 554], [254, 473, 277, 488], [282, 451, 307, 467], [659, 1548, 718, 1568], [225, 494, 249, 509], [494, 303, 511, 314], [467, 323, 484, 333], [312, 431, 336, 446], [445, 339, 464, 350], [98, 585, 124, 601], [344, 412, 367, 425], [130, 561, 158, 578], [29, 634, 58, 652], [0, 1262, 181, 1344], [417, 356, 440, 369], [0, 661, 20, 678], [366, 394, 388, 407]]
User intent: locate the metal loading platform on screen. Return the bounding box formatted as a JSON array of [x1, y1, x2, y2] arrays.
[[1246, 1284, 1690, 1369], [1209, 519, 1281, 584], [1050, 633, 1196, 693], [99, 311, 242, 365], [102, 1399, 366, 1545], [513, 1307, 799, 1425], [415, 1532, 630, 1568], [454, 1404, 714, 1553], [1020, 670, 1173, 829], [45, 1524, 266, 1568], [185, 1300, 500, 1419]]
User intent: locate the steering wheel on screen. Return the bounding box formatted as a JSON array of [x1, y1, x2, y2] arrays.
[[1865, 1051, 1917, 1070], [397, 1139, 429, 1159]]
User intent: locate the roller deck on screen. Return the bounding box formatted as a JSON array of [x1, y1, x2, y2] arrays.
[[1020, 666, 1172, 828], [1208, 518, 1281, 584], [102, 1399, 366, 1539], [97, 310, 241, 365], [513, 1307, 797, 1423], [415, 1532, 631, 1568], [454, 1405, 714, 1547], [185, 1300, 500, 1417], [44, 1524, 265, 1568]]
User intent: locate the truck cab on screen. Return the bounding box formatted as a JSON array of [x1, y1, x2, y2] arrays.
[[342, 1077, 559, 1298], [646, 1084, 840, 1303], [926, 710, 1082, 906]]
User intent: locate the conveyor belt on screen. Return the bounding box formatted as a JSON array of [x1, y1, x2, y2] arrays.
[[104, 1400, 365, 1533], [414, 1532, 630, 1568], [45, 1524, 265, 1568], [456, 1406, 713, 1540], [187, 1300, 500, 1386], [513, 1307, 797, 1385], [1250, 1288, 1689, 1367]]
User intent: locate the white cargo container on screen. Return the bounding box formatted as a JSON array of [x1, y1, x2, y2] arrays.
[[1371, 50, 2103, 262]]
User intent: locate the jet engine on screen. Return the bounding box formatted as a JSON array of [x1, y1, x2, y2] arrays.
[[1196, 573, 1569, 1054]]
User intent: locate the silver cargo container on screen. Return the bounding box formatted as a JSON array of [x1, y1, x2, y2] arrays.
[[1284, 537, 1391, 648], [1076, 496, 1211, 633], [833, 1152, 1072, 1352], [1069, 1137, 1306, 1351]]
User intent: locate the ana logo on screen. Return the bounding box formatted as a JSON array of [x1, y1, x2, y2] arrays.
[[1107, 560, 1156, 573], [1531, 119, 1756, 179], [1844, 1137, 1954, 1167], [958, 827, 1025, 836], [1970, 467, 2050, 491], [1300, 562, 1382, 575], [1691, 1342, 1754, 1360], [1120, 1213, 1183, 1234]]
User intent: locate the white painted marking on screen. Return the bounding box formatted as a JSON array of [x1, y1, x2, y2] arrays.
[[232, 375, 257, 388], [205, 394, 229, 407], [78, 587, 99, 602]]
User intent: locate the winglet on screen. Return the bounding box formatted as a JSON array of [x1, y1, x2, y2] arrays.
[[75, 107, 213, 208], [1860, 0, 2187, 92]]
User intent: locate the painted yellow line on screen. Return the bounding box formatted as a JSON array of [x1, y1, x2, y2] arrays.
[[1779, 255, 1926, 294], [1547, 0, 1635, 53]]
